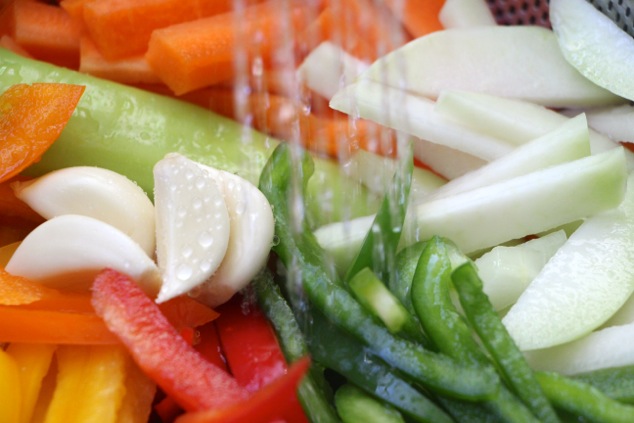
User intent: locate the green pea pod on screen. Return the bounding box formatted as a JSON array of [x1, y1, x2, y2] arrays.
[[304, 308, 453, 423], [573, 366, 634, 404], [0, 48, 378, 227], [252, 270, 340, 423], [411, 236, 540, 423], [259, 143, 499, 401], [537, 371, 634, 423], [452, 262, 559, 423], [344, 141, 413, 285]]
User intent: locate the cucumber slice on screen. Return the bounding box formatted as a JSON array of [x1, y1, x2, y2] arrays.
[[427, 113, 591, 200], [330, 79, 514, 161], [359, 26, 621, 108], [412, 139, 486, 180], [551, 0, 634, 102], [335, 384, 406, 423], [503, 172, 634, 351], [475, 230, 568, 311]]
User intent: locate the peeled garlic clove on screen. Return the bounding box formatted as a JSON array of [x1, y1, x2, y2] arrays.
[[12, 166, 156, 256], [5, 214, 161, 295], [153, 154, 230, 303], [192, 164, 275, 307]]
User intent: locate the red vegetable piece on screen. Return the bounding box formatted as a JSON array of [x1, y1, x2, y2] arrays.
[[215, 294, 287, 392], [174, 356, 311, 423], [91, 268, 249, 412]]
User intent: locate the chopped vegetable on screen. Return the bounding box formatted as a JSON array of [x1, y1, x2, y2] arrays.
[[0, 348, 21, 423], [91, 268, 249, 412], [0, 82, 85, 183]]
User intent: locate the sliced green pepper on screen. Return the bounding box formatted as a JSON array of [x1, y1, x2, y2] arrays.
[[259, 143, 499, 401], [0, 48, 379, 226]]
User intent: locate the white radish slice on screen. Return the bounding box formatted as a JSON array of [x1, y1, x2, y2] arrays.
[[12, 166, 156, 256], [359, 25, 621, 108], [5, 214, 161, 295], [439, 0, 496, 29], [153, 154, 230, 303], [503, 172, 634, 351], [190, 164, 275, 307], [550, 0, 634, 102]]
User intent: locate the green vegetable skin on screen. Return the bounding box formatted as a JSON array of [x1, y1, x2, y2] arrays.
[[0, 48, 379, 227]]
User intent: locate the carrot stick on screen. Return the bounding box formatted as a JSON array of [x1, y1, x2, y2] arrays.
[[79, 37, 162, 85], [178, 88, 396, 157], [0, 34, 33, 58], [0, 306, 119, 344], [82, 0, 264, 60], [8, 0, 81, 69], [146, 0, 316, 95], [380, 0, 445, 38], [0, 83, 85, 183]]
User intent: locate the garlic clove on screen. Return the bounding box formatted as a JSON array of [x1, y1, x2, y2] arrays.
[[5, 214, 161, 296], [192, 164, 275, 307], [12, 166, 156, 256], [153, 153, 230, 303]]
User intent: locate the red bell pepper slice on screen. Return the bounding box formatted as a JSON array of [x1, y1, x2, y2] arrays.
[[215, 294, 287, 392], [174, 356, 311, 423], [91, 268, 249, 412]]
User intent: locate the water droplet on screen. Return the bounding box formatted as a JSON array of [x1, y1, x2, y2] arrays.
[[192, 198, 202, 210], [176, 264, 193, 281], [198, 231, 213, 248], [182, 246, 193, 258]]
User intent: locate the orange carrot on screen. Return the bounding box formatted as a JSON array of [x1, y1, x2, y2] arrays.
[[79, 37, 162, 85], [299, 0, 409, 62], [82, 0, 264, 60], [0, 306, 119, 344], [0, 83, 85, 183], [8, 0, 81, 69], [0, 34, 33, 58], [178, 88, 396, 157], [146, 0, 317, 95], [381, 0, 445, 38]]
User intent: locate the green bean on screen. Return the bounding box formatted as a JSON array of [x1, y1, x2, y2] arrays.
[[452, 262, 559, 423], [258, 144, 499, 401], [334, 384, 406, 423], [537, 371, 634, 423]]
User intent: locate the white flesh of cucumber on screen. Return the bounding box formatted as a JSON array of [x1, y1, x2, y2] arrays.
[[359, 26, 622, 108], [413, 147, 626, 254], [434, 90, 629, 164], [551, 0, 634, 102], [525, 323, 634, 375], [426, 114, 591, 200], [585, 104, 634, 144], [412, 139, 486, 180], [475, 230, 568, 311], [503, 172, 634, 351], [330, 79, 514, 161]]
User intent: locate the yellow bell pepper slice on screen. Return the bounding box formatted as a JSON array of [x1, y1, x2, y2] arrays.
[[0, 348, 21, 423], [43, 345, 128, 423], [117, 360, 156, 423], [6, 343, 56, 423]]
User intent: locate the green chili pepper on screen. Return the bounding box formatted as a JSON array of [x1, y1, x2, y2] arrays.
[[411, 236, 541, 423], [258, 143, 499, 401], [304, 308, 453, 423], [573, 366, 634, 404], [452, 262, 559, 423], [344, 142, 413, 285], [252, 269, 340, 423], [0, 48, 378, 227], [536, 371, 634, 423]]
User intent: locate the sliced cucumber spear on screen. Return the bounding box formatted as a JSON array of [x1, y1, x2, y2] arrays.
[[503, 171, 634, 351]]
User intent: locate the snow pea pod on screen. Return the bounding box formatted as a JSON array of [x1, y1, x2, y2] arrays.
[[258, 143, 499, 401], [0, 48, 378, 226], [452, 262, 559, 423]]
